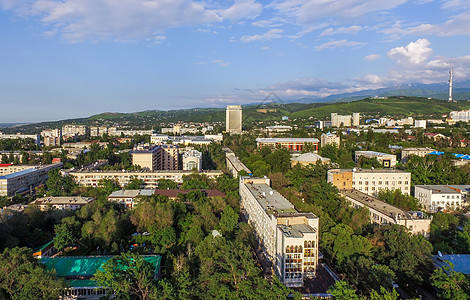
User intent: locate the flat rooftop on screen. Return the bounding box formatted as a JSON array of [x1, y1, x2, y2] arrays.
[[256, 138, 320, 143], [355, 151, 395, 157], [0, 168, 37, 179], [245, 182, 297, 214], [32, 196, 94, 205], [328, 168, 410, 174], [66, 169, 222, 174], [433, 254, 470, 274], [415, 185, 462, 194], [340, 189, 424, 220], [278, 223, 316, 238], [402, 147, 435, 151]]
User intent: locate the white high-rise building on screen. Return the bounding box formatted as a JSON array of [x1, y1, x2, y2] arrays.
[[226, 105, 242, 133]]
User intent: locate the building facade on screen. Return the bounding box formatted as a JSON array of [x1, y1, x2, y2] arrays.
[[401, 147, 436, 163], [320, 132, 340, 147], [327, 169, 411, 197], [450, 109, 470, 122], [354, 151, 397, 168], [256, 138, 319, 152], [31, 196, 94, 211], [414, 185, 470, 212], [0, 133, 41, 145], [131, 144, 179, 171], [226, 105, 243, 133], [182, 149, 202, 171], [240, 177, 319, 287]]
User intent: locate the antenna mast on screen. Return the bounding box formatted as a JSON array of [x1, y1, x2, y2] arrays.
[[448, 61, 453, 102]]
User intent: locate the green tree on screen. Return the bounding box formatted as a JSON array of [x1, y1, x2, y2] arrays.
[[327, 281, 362, 300], [219, 205, 239, 235], [157, 179, 178, 190], [126, 176, 144, 190], [431, 262, 469, 300]]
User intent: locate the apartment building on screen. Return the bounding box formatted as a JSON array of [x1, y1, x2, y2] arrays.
[[450, 109, 470, 122], [256, 138, 319, 152], [327, 169, 411, 196], [182, 149, 202, 171], [240, 177, 319, 287], [414, 185, 470, 212], [355, 151, 397, 168], [340, 190, 431, 235], [331, 113, 360, 127], [401, 147, 436, 163], [31, 196, 94, 211], [107, 189, 155, 209], [62, 125, 88, 138], [155, 145, 179, 170], [64, 169, 223, 188], [223, 147, 252, 178], [0, 133, 41, 145], [320, 132, 340, 147], [0, 163, 62, 196], [90, 126, 109, 137], [131, 144, 179, 171], [41, 129, 62, 147], [226, 105, 243, 133]]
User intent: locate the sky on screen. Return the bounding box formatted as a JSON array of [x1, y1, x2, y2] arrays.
[[1, 0, 470, 123]]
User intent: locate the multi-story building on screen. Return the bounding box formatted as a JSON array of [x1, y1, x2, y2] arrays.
[[182, 149, 202, 171], [450, 109, 470, 122], [401, 147, 436, 163], [414, 185, 470, 212], [266, 126, 293, 135], [43, 136, 61, 147], [223, 147, 252, 178], [414, 120, 427, 129], [327, 169, 411, 197], [355, 151, 397, 168], [340, 190, 431, 235], [352, 113, 360, 126], [155, 145, 179, 170], [0, 163, 62, 196], [320, 132, 340, 147], [107, 189, 155, 209], [239, 177, 319, 287], [331, 113, 360, 127], [62, 125, 88, 138], [31, 196, 94, 211], [226, 105, 243, 133], [41, 128, 62, 145], [0, 133, 41, 145], [63, 169, 223, 188], [150, 134, 170, 144], [256, 138, 319, 152], [131, 144, 179, 171]]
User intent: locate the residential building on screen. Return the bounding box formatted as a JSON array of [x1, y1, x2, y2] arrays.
[[42, 255, 161, 300], [131, 144, 179, 171], [320, 132, 340, 147], [150, 134, 170, 144], [340, 190, 431, 235], [414, 185, 470, 212], [352, 113, 361, 126], [0, 133, 41, 145], [290, 153, 330, 167], [41, 128, 62, 146], [401, 147, 436, 163], [355, 151, 397, 168], [62, 125, 88, 138], [226, 105, 243, 133], [414, 120, 427, 129], [0, 163, 62, 196], [90, 126, 108, 137], [43, 136, 61, 147], [223, 147, 252, 177], [256, 138, 319, 152], [155, 144, 179, 170], [182, 149, 202, 171], [107, 189, 155, 208], [31, 196, 94, 211], [154, 189, 226, 200], [63, 169, 223, 188], [327, 169, 411, 197], [331, 113, 360, 127], [450, 109, 470, 122], [266, 125, 293, 135], [240, 176, 319, 287]]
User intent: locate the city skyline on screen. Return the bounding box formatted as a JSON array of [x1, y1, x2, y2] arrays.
[[1, 0, 470, 122]]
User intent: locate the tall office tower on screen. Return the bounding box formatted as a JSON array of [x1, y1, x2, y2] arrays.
[[226, 105, 242, 133]]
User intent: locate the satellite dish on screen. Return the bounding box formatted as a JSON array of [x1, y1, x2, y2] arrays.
[[438, 251, 443, 257]]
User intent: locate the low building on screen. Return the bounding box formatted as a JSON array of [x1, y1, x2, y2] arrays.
[[355, 151, 397, 168], [0, 133, 41, 145], [107, 189, 155, 208], [290, 153, 330, 167], [31, 196, 94, 211], [0, 163, 62, 196], [64, 169, 223, 188], [321, 132, 340, 147], [256, 138, 319, 152], [414, 185, 470, 212], [182, 149, 202, 171], [42, 255, 161, 300], [266, 125, 293, 134], [154, 189, 226, 200], [240, 177, 319, 287], [327, 169, 411, 197], [401, 147, 436, 163], [340, 189, 431, 235], [414, 120, 427, 129], [450, 109, 470, 122], [33, 240, 56, 258], [223, 147, 251, 177]]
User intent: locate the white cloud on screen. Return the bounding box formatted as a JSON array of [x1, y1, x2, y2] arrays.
[[251, 19, 283, 27], [387, 38, 432, 64], [364, 54, 381, 61], [241, 28, 284, 42], [315, 39, 367, 50], [260, 46, 270, 50], [320, 25, 364, 36], [0, 0, 263, 42], [212, 60, 231, 67]]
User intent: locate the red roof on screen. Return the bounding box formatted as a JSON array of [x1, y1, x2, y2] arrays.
[[0, 163, 13, 167], [154, 189, 226, 198]]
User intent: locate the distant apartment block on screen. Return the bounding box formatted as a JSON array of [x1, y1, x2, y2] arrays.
[[62, 125, 88, 138], [414, 120, 427, 129], [340, 190, 431, 235], [414, 185, 470, 212], [320, 132, 340, 147], [0, 133, 41, 145], [182, 149, 202, 171], [355, 151, 397, 168], [226, 105, 243, 133], [450, 109, 470, 122], [327, 169, 411, 197], [266, 125, 293, 135], [108, 127, 154, 136], [31, 196, 94, 211], [0, 163, 62, 196], [331, 112, 360, 127], [256, 138, 319, 152], [90, 126, 109, 137], [401, 147, 436, 163], [63, 169, 223, 188], [131, 144, 179, 171], [240, 177, 319, 287]]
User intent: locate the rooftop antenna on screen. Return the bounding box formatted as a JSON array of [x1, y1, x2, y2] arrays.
[[448, 60, 453, 102]]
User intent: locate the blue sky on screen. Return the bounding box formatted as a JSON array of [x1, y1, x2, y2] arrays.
[[1, 0, 470, 122]]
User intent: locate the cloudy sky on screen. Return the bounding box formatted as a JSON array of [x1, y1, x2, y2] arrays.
[[1, 0, 470, 122]]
